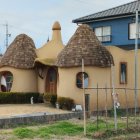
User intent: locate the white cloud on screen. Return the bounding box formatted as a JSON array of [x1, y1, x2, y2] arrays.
[[0, 0, 134, 53]]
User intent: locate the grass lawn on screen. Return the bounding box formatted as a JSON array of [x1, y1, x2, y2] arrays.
[[0, 117, 140, 140]]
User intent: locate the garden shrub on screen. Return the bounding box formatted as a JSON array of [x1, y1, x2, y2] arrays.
[[43, 93, 57, 106], [57, 97, 74, 110], [38, 94, 44, 103], [108, 108, 125, 117], [0, 92, 40, 104]]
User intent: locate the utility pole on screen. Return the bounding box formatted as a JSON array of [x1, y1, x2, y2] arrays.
[[134, 9, 139, 125], [82, 58, 86, 136], [4, 23, 11, 49], [111, 64, 117, 130]]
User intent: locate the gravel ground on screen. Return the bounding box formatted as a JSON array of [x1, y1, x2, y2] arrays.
[[0, 103, 69, 118]]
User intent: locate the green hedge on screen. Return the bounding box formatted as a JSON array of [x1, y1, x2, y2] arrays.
[[57, 97, 74, 110], [0, 92, 41, 104], [43, 93, 57, 106]]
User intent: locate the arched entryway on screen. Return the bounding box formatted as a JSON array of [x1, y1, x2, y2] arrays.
[[46, 67, 57, 94]]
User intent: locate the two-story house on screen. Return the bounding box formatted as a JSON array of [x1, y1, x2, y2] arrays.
[[73, 0, 140, 50], [71, 0, 140, 110]]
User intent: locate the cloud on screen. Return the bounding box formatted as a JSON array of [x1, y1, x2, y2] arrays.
[[0, 0, 133, 53]]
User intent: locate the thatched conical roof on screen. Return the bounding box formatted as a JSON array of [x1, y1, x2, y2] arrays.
[[56, 24, 114, 67], [0, 34, 37, 69]]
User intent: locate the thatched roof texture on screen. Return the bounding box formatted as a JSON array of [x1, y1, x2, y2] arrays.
[[0, 34, 37, 69], [56, 24, 114, 67]]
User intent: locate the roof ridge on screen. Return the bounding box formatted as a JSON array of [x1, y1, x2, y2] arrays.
[[96, 0, 138, 14], [73, 0, 139, 22]]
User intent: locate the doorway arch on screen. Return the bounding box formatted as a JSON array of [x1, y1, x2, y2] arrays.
[[46, 68, 57, 94]]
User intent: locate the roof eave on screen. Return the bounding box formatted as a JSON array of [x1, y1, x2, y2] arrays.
[[34, 58, 57, 67], [73, 13, 138, 24]]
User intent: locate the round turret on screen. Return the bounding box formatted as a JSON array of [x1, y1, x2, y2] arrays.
[[0, 34, 37, 69], [56, 24, 114, 67]]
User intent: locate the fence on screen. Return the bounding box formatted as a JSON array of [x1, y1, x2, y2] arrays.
[[84, 85, 140, 131]]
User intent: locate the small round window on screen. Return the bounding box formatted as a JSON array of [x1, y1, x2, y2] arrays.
[[76, 72, 88, 88]]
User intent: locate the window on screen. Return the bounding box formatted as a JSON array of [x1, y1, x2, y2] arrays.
[[94, 26, 111, 42], [120, 62, 127, 84], [0, 71, 13, 92], [129, 23, 140, 39], [76, 72, 88, 88]]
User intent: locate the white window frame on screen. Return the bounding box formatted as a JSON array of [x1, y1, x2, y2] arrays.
[[94, 26, 111, 42], [129, 23, 140, 39]]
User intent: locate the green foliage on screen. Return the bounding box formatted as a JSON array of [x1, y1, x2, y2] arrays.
[[38, 94, 44, 103], [13, 128, 36, 139], [10, 119, 140, 139], [57, 97, 74, 110], [43, 93, 57, 106], [87, 120, 107, 132], [13, 121, 83, 139], [108, 108, 125, 117], [0, 92, 40, 104], [51, 121, 83, 135]]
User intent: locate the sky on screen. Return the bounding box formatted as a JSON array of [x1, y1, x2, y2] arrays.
[[0, 0, 134, 53]]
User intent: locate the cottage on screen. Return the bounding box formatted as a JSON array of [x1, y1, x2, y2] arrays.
[[56, 24, 114, 111], [0, 34, 37, 92], [72, 0, 140, 111], [0, 20, 140, 112]]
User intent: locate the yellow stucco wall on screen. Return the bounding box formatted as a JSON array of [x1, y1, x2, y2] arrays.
[[37, 76, 45, 94], [36, 22, 64, 94], [57, 46, 140, 111], [0, 67, 38, 92], [107, 46, 140, 109], [36, 22, 64, 59], [37, 68, 48, 94], [57, 67, 112, 111], [36, 40, 64, 59]]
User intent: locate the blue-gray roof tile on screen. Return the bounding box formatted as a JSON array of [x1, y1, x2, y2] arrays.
[[73, 0, 140, 23]]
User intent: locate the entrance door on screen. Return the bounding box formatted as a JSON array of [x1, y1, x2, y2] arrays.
[[85, 94, 90, 112], [46, 68, 57, 94], [85, 94, 90, 118]]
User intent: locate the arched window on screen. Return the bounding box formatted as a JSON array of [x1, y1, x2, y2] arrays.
[[76, 72, 88, 88], [0, 71, 13, 92]]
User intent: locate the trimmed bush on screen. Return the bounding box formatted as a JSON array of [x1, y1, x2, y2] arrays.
[[108, 108, 125, 117], [43, 93, 57, 106], [57, 97, 74, 110], [38, 94, 44, 103], [0, 92, 40, 104]]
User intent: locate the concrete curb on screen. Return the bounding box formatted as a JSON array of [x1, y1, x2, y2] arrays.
[[0, 112, 83, 128]]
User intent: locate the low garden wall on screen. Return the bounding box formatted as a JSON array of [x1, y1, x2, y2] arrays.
[[0, 112, 83, 128]]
